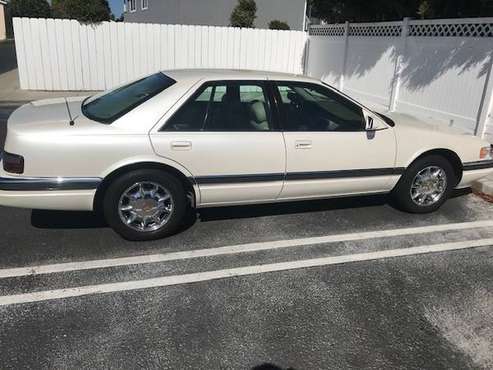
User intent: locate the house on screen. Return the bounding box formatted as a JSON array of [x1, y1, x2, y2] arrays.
[[123, 0, 307, 30], [0, 0, 6, 40]]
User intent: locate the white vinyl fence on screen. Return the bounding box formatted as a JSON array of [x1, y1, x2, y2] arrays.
[[306, 18, 493, 142], [12, 17, 307, 91]]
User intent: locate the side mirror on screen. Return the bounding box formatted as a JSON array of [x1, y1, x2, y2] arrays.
[[364, 113, 388, 131]]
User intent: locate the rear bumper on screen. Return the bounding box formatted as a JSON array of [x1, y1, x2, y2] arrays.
[[0, 176, 101, 211], [0, 176, 101, 191]]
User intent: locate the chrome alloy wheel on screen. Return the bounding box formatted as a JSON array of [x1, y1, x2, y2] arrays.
[[118, 182, 174, 232], [410, 166, 447, 206]]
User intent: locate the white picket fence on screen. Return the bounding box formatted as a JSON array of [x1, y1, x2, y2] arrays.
[[306, 18, 493, 141], [12, 17, 307, 91]]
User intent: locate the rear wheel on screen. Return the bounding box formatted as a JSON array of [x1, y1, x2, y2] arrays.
[[392, 155, 456, 213], [103, 169, 187, 241]]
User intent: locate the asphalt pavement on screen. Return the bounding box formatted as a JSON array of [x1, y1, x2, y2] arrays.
[[0, 40, 17, 75], [0, 105, 492, 369]]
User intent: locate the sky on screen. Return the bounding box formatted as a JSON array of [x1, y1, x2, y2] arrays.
[[109, 0, 124, 17]]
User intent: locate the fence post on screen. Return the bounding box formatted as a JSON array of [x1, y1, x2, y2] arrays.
[[389, 17, 409, 111], [475, 53, 493, 139], [339, 21, 349, 91]]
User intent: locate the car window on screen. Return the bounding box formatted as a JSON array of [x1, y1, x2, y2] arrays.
[[163, 82, 272, 132], [275, 82, 365, 132], [82, 73, 176, 124]]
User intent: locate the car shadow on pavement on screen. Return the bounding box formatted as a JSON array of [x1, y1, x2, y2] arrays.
[[198, 188, 471, 222], [31, 209, 108, 229], [30, 189, 471, 230], [30, 207, 198, 234], [198, 194, 390, 222]]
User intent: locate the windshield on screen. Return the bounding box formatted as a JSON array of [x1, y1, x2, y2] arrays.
[[82, 73, 176, 124]]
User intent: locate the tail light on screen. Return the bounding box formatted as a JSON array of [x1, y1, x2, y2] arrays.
[[2, 151, 25, 174]]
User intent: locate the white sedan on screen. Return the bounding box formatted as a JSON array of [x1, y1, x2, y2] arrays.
[[1, 70, 492, 240]]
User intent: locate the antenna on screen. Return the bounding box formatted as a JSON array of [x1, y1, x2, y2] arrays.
[[65, 98, 75, 126]]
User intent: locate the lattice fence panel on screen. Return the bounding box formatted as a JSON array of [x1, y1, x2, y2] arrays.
[[349, 24, 402, 37], [408, 22, 493, 37], [310, 20, 493, 38], [309, 25, 345, 36]]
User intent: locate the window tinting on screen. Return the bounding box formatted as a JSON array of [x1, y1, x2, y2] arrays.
[[82, 73, 176, 124], [276, 83, 365, 132], [164, 82, 272, 132]]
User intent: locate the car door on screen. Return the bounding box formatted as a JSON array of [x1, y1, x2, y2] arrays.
[[150, 80, 285, 206], [273, 81, 397, 200]]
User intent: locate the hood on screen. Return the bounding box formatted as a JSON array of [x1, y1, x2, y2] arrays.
[[381, 111, 470, 136], [7, 96, 91, 135]]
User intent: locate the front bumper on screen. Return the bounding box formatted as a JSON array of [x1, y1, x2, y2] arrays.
[[457, 160, 493, 188]]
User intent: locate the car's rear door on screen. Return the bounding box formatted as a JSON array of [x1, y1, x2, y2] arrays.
[[273, 81, 397, 200], [150, 80, 285, 206]]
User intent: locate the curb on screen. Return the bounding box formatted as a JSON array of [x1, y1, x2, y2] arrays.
[[472, 175, 493, 198]]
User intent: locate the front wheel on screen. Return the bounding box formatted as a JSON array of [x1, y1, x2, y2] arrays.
[[103, 170, 187, 241], [392, 155, 456, 213]]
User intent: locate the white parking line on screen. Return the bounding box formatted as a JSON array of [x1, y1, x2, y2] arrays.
[[0, 238, 492, 307], [1, 219, 493, 279]]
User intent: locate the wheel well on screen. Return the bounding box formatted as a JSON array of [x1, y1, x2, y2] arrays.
[[411, 149, 463, 185], [93, 162, 196, 213]]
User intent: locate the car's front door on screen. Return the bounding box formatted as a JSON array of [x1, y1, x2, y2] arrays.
[[273, 81, 397, 200], [151, 80, 285, 206]]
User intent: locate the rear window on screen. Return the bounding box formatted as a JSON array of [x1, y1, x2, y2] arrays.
[[82, 73, 176, 124]]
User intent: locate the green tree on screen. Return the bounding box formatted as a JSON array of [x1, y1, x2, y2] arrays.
[[417, 0, 432, 19], [268, 20, 290, 30], [230, 0, 257, 28], [8, 0, 51, 18], [308, 0, 493, 23], [52, 0, 111, 23]]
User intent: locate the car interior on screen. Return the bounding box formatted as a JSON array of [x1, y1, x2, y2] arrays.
[[276, 84, 365, 132], [164, 83, 271, 131]]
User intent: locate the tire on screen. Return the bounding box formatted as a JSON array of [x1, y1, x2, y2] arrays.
[[392, 155, 456, 213], [103, 169, 187, 241]]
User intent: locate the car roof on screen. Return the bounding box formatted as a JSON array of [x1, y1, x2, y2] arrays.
[[163, 69, 321, 84]]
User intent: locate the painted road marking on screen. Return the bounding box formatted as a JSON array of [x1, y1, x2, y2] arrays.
[[1, 219, 493, 279], [0, 238, 492, 307]]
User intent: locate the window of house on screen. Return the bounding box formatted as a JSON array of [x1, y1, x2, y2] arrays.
[[128, 0, 136, 12], [141, 0, 148, 10], [163, 82, 272, 132], [275, 82, 365, 132]]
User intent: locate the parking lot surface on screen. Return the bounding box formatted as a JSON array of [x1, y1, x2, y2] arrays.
[[0, 105, 492, 369]]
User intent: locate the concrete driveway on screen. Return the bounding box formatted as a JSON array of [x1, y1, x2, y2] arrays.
[[0, 105, 492, 369]]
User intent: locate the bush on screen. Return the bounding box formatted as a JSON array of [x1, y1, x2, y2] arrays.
[[230, 0, 257, 28], [268, 20, 290, 30], [8, 0, 51, 18], [52, 0, 111, 23]]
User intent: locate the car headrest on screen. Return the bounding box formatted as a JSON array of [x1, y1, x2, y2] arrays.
[[249, 101, 267, 123]]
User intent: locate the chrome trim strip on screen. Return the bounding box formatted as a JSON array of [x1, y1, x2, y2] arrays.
[[193, 168, 404, 185], [0, 176, 102, 191], [463, 160, 493, 171]]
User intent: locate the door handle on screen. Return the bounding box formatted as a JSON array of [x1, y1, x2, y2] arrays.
[[171, 141, 192, 151], [295, 140, 312, 149]]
